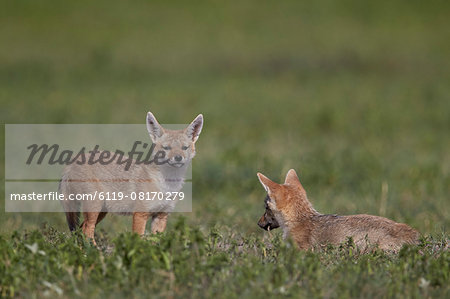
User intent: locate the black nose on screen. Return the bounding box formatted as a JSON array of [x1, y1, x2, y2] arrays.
[[175, 155, 182, 162], [258, 222, 270, 231]]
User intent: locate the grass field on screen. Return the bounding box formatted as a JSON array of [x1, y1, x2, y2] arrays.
[[1, 0, 449, 297]]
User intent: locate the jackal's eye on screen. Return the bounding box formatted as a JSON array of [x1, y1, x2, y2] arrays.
[[182, 145, 189, 150], [162, 146, 171, 150]]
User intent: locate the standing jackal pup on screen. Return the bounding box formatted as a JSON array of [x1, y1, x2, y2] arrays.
[[61, 111, 203, 244], [257, 169, 420, 252]]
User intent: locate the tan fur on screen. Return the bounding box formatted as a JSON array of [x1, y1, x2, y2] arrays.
[[60, 112, 203, 244], [257, 169, 420, 252]]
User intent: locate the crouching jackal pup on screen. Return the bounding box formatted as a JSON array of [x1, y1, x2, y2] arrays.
[[60, 111, 203, 244], [257, 169, 420, 252]]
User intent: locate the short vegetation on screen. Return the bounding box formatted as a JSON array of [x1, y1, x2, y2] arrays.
[[1, 0, 449, 297]]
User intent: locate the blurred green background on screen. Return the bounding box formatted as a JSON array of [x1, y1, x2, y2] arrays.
[[1, 0, 449, 235]]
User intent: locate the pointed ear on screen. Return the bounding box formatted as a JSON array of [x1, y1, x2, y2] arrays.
[[146, 111, 164, 142], [284, 169, 306, 192], [186, 114, 203, 143], [257, 172, 278, 194], [284, 169, 300, 185]]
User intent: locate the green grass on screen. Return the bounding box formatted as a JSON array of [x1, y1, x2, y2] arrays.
[[1, 221, 449, 298], [1, 0, 449, 297]]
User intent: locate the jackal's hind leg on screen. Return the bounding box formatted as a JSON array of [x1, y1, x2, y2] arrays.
[[81, 212, 100, 245]]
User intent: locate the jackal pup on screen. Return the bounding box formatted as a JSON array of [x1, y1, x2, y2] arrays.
[[61, 111, 203, 244], [257, 169, 420, 252]]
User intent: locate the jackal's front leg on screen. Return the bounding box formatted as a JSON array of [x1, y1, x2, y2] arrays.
[[151, 212, 169, 234], [132, 212, 151, 236]]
